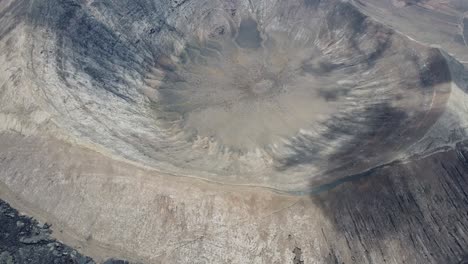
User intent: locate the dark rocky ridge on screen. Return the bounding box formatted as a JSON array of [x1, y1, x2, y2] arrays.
[[0, 199, 134, 264]]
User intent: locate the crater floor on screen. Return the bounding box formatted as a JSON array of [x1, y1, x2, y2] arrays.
[[7, 0, 456, 192]]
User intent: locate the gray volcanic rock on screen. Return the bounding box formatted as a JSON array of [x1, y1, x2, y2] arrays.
[[311, 140, 468, 263], [351, 0, 468, 64], [1, 0, 468, 263]]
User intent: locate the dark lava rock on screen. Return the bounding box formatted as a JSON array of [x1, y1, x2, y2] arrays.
[[0, 199, 134, 264]]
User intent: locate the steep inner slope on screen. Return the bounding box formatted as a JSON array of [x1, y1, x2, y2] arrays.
[[2, 0, 468, 263], [19, 0, 453, 192]]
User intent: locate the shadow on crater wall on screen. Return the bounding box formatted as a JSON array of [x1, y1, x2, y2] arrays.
[[307, 51, 468, 263], [309, 141, 468, 264]]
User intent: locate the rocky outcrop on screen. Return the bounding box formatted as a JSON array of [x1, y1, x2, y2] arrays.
[[0, 199, 137, 264], [0, 199, 94, 264]]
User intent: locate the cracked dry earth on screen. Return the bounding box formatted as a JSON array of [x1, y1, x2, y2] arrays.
[[1, 0, 468, 263]]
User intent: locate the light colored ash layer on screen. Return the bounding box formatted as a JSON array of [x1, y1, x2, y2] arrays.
[[3, 0, 456, 192]]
